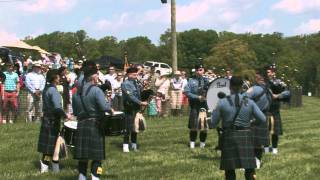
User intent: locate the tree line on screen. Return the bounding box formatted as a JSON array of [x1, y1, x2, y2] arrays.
[[24, 29, 320, 95]]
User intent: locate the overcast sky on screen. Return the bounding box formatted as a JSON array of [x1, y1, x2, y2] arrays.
[[1, 0, 320, 44]]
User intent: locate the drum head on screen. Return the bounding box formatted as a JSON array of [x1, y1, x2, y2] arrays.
[[206, 78, 230, 111], [64, 121, 78, 130]]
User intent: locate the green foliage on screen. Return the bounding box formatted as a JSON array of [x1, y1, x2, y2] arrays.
[[1, 97, 320, 179], [120, 36, 158, 64], [204, 39, 257, 76]]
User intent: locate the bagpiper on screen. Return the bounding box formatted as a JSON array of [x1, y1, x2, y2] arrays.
[[211, 76, 266, 180], [266, 67, 291, 154], [184, 64, 209, 148]]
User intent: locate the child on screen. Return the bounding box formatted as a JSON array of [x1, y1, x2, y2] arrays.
[[155, 91, 165, 117], [147, 96, 157, 117]]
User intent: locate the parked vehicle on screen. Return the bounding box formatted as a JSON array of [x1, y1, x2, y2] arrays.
[[143, 61, 172, 75]]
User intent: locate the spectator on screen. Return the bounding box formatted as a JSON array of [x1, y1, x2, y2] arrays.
[[170, 71, 184, 116], [25, 61, 46, 122], [59, 67, 71, 112], [96, 63, 105, 85], [155, 91, 165, 116], [155, 73, 170, 117], [181, 71, 189, 107], [112, 72, 124, 111], [104, 65, 117, 98], [2, 63, 20, 124], [225, 69, 233, 79]]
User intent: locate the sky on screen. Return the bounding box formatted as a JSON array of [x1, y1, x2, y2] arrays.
[[1, 0, 320, 45]]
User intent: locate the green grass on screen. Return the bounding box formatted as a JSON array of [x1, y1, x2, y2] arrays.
[[1, 96, 320, 180]]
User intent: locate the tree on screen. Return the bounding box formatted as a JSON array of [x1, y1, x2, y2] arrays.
[[121, 36, 158, 64], [204, 39, 257, 77]]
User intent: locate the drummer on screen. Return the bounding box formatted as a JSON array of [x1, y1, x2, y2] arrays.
[[38, 69, 72, 173], [72, 65, 112, 180], [184, 64, 209, 149], [121, 67, 148, 152]]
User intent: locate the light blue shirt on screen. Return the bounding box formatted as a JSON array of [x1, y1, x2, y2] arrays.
[[3, 71, 19, 91], [211, 94, 266, 129], [25, 71, 46, 93]]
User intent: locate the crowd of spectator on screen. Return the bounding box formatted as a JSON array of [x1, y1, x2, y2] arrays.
[[0, 53, 228, 124]]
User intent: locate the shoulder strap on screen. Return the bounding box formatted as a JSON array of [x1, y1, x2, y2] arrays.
[[79, 82, 95, 116], [231, 96, 244, 129], [253, 85, 267, 102]]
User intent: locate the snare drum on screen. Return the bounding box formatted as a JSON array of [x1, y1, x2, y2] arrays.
[[104, 111, 125, 136], [62, 121, 78, 147]]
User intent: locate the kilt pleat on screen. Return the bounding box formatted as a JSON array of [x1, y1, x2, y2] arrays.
[[74, 118, 105, 160], [37, 117, 60, 155], [124, 109, 139, 133], [252, 119, 270, 147], [220, 130, 256, 170], [188, 108, 199, 130]]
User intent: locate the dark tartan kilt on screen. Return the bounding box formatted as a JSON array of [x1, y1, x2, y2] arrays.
[[188, 107, 200, 130], [220, 129, 256, 170], [74, 118, 105, 160], [124, 109, 139, 133], [37, 116, 60, 155], [270, 111, 283, 135], [252, 118, 270, 148]]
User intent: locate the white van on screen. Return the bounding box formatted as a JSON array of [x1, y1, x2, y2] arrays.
[[143, 61, 172, 75]]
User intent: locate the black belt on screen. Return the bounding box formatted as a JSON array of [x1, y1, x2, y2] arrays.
[[223, 126, 250, 131], [5, 90, 16, 93], [78, 117, 99, 121]]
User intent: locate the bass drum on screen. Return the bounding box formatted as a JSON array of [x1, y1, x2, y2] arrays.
[[206, 78, 231, 111]]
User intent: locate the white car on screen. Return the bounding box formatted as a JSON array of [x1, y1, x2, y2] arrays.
[[143, 61, 172, 75]]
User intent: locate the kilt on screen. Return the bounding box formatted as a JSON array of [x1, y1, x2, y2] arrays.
[[188, 107, 207, 131], [220, 129, 256, 170], [188, 107, 200, 130], [252, 117, 270, 148], [74, 118, 105, 160], [270, 111, 283, 135], [37, 116, 61, 155], [124, 109, 139, 132]]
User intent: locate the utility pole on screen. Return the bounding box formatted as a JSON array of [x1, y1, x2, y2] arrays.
[[161, 0, 178, 73]]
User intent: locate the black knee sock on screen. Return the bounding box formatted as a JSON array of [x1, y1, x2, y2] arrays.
[[78, 161, 88, 176], [254, 148, 263, 160], [131, 132, 137, 144], [244, 169, 255, 180], [42, 154, 51, 165], [272, 134, 279, 148], [91, 160, 102, 177], [225, 170, 236, 180], [199, 132, 207, 142], [123, 132, 130, 144], [189, 131, 197, 142], [52, 160, 59, 164]]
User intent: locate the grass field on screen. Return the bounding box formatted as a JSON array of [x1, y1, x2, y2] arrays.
[[0, 96, 320, 180]]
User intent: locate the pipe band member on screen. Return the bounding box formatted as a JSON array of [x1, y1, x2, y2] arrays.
[[245, 68, 272, 169], [266, 67, 291, 154], [72, 65, 112, 180], [38, 69, 71, 173], [211, 76, 266, 180], [121, 67, 148, 152], [184, 64, 209, 149]]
